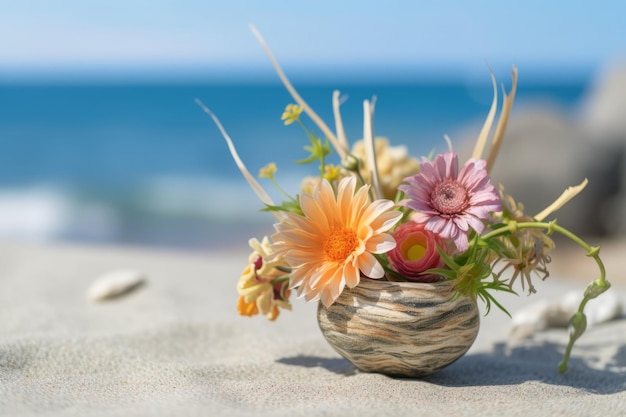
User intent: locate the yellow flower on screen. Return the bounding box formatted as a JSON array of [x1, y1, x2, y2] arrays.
[[237, 294, 286, 321], [281, 104, 303, 125], [237, 295, 259, 317], [300, 176, 320, 196], [351, 137, 420, 200], [322, 164, 342, 182], [259, 162, 277, 179], [237, 237, 292, 321], [300, 165, 346, 195], [272, 176, 402, 307]]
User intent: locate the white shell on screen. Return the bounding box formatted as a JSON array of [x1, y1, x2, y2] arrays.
[[584, 291, 623, 326], [87, 269, 146, 301], [509, 290, 623, 341], [509, 300, 550, 341]]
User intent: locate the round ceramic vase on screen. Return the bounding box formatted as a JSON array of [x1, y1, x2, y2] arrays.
[[317, 278, 479, 377]]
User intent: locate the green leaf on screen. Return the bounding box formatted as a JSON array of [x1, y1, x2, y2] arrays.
[[478, 288, 512, 317], [295, 132, 332, 166], [261, 200, 303, 216], [425, 268, 458, 280], [436, 245, 461, 272]]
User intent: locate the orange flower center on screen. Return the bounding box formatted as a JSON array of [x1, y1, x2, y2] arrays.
[[324, 228, 358, 263]]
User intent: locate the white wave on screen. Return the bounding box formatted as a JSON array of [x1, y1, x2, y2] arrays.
[[140, 174, 307, 220], [0, 173, 309, 247], [0, 186, 121, 242]]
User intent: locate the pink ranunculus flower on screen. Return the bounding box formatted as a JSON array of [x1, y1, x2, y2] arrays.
[[399, 152, 501, 252], [387, 221, 445, 282]]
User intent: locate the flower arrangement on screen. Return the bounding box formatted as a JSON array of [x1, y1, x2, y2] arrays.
[[197, 28, 611, 374]]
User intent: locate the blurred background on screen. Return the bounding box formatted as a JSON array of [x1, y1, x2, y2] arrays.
[[1, 0, 625, 251]]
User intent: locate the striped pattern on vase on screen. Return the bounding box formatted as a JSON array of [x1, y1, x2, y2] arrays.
[[317, 277, 479, 377]]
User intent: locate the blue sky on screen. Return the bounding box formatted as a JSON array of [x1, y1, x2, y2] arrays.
[[1, 0, 624, 82]]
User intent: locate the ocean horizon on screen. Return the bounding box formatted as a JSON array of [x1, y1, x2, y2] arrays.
[[0, 78, 590, 250]]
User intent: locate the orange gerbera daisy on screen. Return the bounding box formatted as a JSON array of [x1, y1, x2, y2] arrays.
[[272, 176, 402, 307]]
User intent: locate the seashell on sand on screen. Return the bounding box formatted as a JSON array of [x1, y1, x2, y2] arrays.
[[87, 269, 146, 301], [509, 290, 623, 342]]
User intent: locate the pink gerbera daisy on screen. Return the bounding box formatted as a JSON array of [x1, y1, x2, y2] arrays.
[[399, 152, 501, 252], [271, 176, 402, 307]]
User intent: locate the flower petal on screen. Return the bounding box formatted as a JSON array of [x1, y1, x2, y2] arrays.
[[365, 233, 397, 254], [358, 252, 384, 278], [272, 177, 398, 305]]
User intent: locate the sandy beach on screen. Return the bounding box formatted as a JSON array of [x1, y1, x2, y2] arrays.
[[0, 239, 624, 416]]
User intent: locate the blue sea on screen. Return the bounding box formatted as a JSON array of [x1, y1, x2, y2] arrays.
[[0, 79, 588, 250]]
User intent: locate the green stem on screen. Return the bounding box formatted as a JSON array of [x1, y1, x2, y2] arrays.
[[275, 265, 292, 274], [482, 221, 606, 285], [296, 119, 312, 139], [270, 275, 291, 285], [319, 140, 327, 177], [295, 119, 326, 177], [354, 168, 376, 202], [271, 177, 296, 202], [482, 220, 609, 372]]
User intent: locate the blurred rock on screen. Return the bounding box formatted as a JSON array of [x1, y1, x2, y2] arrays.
[[463, 62, 626, 238], [582, 61, 626, 140]]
